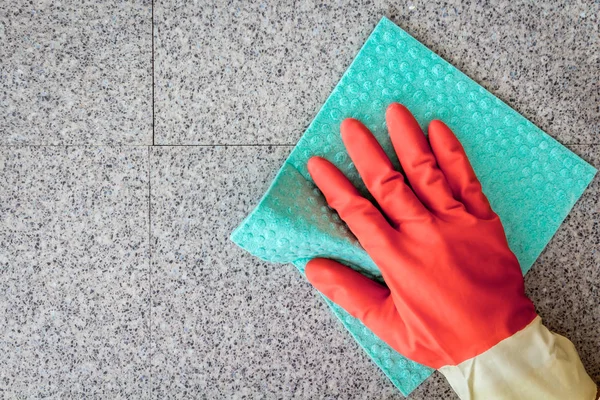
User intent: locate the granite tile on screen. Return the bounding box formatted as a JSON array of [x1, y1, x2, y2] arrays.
[[150, 146, 424, 398], [150, 144, 598, 398], [525, 145, 600, 383], [0, 1, 152, 145], [0, 147, 150, 398], [154, 1, 383, 145], [155, 0, 598, 145], [387, 1, 599, 146]]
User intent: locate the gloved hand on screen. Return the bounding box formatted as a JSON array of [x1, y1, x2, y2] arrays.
[[306, 103, 596, 399]]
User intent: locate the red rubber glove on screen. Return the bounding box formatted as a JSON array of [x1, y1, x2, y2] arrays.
[[305, 103, 537, 369]]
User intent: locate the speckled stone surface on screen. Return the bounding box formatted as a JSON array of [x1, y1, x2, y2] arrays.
[[150, 146, 419, 398], [0, 1, 152, 145], [150, 145, 598, 398], [0, 147, 150, 397], [155, 0, 598, 145]]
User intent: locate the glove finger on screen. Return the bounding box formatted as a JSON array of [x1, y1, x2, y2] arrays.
[[386, 103, 464, 216], [340, 118, 429, 226], [428, 120, 495, 220], [307, 156, 395, 252], [305, 258, 405, 345]]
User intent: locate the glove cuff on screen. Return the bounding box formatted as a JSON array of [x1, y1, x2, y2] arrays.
[[438, 316, 596, 400]]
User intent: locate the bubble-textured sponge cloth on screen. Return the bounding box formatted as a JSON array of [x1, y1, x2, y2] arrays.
[[230, 17, 597, 395]]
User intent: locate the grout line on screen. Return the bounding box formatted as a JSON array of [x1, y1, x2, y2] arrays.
[[0, 143, 299, 147], [150, 143, 297, 147], [149, 0, 154, 395], [151, 0, 155, 146], [147, 145, 153, 395]]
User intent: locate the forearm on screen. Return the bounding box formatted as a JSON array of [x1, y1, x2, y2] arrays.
[[439, 317, 597, 400]]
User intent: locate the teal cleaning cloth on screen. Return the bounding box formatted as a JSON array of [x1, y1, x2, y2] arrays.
[[231, 17, 597, 395]]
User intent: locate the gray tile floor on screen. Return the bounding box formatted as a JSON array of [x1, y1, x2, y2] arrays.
[[1, 1, 598, 398]]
